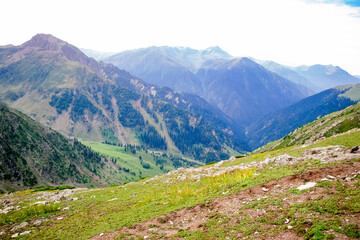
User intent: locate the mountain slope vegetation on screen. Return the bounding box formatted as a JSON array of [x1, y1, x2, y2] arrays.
[[0, 104, 124, 192], [0, 102, 205, 192], [255, 99, 360, 153], [246, 84, 360, 150]]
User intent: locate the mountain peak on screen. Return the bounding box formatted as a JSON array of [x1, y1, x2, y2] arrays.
[[23, 33, 67, 50], [201, 46, 232, 58], [18, 34, 102, 73]]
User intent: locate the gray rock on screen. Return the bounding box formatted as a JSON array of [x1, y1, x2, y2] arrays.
[[33, 219, 49, 225], [11, 222, 29, 232]]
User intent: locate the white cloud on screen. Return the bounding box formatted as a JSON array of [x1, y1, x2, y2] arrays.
[[1, 0, 360, 75]]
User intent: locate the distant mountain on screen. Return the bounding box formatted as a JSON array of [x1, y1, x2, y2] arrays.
[[294, 64, 359, 91], [246, 84, 360, 150], [254, 59, 321, 92], [0, 34, 246, 162], [255, 59, 359, 92], [196, 57, 313, 124], [0, 103, 124, 192], [80, 48, 115, 60], [105, 47, 312, 125], [103, 46, 232, 94]]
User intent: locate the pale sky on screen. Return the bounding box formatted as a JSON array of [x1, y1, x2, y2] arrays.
[[1, 0, 360, 75]]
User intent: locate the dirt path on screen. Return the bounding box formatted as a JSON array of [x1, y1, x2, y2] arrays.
[[88, 161, 360, 240]]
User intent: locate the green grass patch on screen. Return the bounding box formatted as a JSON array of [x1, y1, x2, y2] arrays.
[[0, 203, 59, 224], [32, 185, 75, 192]]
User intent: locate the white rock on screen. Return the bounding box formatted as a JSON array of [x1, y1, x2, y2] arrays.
[[297, 182, 316, 191], [63, 207, 69, 210], [32, 201, 48, 206], [57, 217, 63, 220], [11, 233, 19, 238], [72, 197, 78, 201], [262, 187, 269, 192], [0, 232, 5, 235], [20, 231, 31, 236], [288, 225, 293, 229], [144, 236, 149, 239], [285, 218, 290, 224], [169, 220, 173, 225], [107, 198, 118, 202], [327, 175, 336, 179], [99, 233, 104, 236]]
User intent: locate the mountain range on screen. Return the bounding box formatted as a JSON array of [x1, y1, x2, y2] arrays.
[[103, 46, 313, 124], [255, 59, 359, 92], [1, 34, 359, 160], [0, 34, 245, 163]]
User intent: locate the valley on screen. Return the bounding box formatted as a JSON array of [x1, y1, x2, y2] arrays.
[[1, 118, 359, 239], [1, 33, 360, 240]]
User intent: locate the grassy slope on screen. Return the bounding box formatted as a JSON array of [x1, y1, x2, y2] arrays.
[[246, 84, 360, 150], [256, 102, 360, 153], [82, 141, 201, 180], [340, 84, 360, 101], [222, 130, 360, 168], [1, 129, 359, 239], [0, 104, 128, 192]]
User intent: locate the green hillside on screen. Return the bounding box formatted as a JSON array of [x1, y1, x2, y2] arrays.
[[82, 141, 201, 179], [246, 84, 360, 150], [256, 101, 360, 153], [0, 104, 132, 192]]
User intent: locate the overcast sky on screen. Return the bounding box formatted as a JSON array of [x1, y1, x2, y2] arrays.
[[1, 0, 360, 75]]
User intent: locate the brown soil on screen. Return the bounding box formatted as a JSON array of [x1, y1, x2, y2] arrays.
[[88, 161, 360, 240]]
